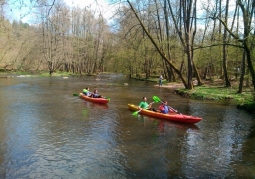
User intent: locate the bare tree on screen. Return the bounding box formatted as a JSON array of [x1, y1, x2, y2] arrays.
[[126, 0, 189, 88], [211, 0, 255, 90]]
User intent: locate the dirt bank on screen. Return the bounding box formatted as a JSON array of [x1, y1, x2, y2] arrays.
[[154, 83, 185, 89]]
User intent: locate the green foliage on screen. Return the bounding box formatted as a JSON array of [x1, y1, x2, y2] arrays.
[[15, 71, 32, 75]]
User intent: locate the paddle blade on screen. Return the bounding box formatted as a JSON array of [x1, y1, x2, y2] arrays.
[[132, 111, 139, 116], [152, 96, 161, 103], [104, 97, 110, 101], [73, 93, 79, 96]]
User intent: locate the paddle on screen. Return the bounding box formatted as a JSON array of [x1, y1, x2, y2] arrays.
[[73, 93, 80, 96], [104, 96, 110, 101], [152, 95, 179, 113], [168, 106, 178, 113], [152, 96, 162, 103], [132, 109, 142, 116], [132, 107, 150, 116], [132, 101, 154, 116]]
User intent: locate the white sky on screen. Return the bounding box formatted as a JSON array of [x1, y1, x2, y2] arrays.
[[6, 0, 115, 24], [64, 0, 115, 20], [64, 0, 108, 8]]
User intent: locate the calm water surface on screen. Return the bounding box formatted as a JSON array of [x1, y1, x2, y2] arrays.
[[0, 74, 255, 178]]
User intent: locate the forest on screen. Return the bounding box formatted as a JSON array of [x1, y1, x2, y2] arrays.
[[0, 0, 255, 93]]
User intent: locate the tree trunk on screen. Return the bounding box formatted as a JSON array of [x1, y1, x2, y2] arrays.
[[222, 0, 231, 87], [186, 38, 194, 89], [238, 50, 246, 93], [193, 62, 203, 85]]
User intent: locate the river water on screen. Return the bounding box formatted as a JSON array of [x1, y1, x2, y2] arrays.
[[0, 74, 254, 178]]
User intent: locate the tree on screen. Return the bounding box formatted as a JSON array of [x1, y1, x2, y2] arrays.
[[212, 0, 255, 90], [126, 0, 204, 89], [222, 0, 231, 87], [126, 0, 189, 87]]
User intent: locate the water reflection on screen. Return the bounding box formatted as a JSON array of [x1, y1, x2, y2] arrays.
[[135, 115, 199, 132], [0, 74, 254, 178]]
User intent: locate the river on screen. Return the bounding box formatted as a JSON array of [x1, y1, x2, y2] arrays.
[[0, 74, 254, 178]]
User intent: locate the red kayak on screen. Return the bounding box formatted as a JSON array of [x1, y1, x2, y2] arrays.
[[79, 93, 109, 104], [128, 104, 202, 124]]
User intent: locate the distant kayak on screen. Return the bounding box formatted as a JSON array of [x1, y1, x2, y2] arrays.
[[128, 104, 202, 124], [79, 93, 109, 104]]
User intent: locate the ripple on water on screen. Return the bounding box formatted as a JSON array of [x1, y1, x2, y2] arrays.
[[1, 75, 255, 178]]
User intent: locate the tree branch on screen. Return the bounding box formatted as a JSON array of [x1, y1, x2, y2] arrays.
[[193, 43, 244, 50]]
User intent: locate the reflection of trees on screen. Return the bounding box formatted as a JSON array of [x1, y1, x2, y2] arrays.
[[235, 123, 255, 176], [182, 103, 254, 176], [0, 90, 9, 174]]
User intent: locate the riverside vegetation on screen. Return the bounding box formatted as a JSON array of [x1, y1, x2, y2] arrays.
[[133, 76, 255, 114]]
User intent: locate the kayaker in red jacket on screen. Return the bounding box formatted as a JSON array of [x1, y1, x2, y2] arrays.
[[159, 101, 177, 114]]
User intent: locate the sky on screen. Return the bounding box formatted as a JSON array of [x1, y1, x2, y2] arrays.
[[64, 0, 109, 8], [6, 0, 115, 24], [64, 0, 116, 21]]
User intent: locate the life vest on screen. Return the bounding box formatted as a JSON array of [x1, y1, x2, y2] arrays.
[[159, 105, 169, 114]]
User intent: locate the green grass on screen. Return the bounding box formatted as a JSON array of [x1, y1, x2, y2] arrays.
[[176, 86, 254, 105]]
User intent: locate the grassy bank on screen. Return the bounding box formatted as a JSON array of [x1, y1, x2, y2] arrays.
[[175, 86, 255, 113], [131, 76, 255, 113], [175, 86, 253, 102]]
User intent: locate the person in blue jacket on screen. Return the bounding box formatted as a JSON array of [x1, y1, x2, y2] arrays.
[[159, 101, 177, 114]]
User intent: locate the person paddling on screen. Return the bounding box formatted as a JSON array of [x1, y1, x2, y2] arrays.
[[92, 89, 103, 98], [83, 87, 92, 96], [138, 97, 156, 111], [159, 101, 177, 114]]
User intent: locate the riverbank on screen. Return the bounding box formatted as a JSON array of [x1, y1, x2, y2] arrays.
[[153, 80, 255, 113]]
